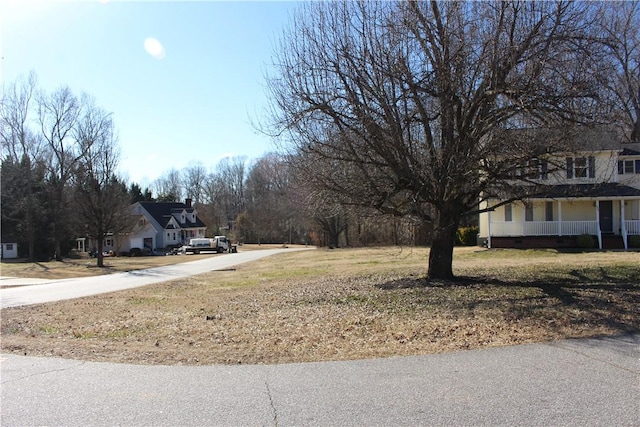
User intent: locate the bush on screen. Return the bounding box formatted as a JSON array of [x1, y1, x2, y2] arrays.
[[456, 226, 479, 246], [129, 248, 142, 257], [628, 235, 640, 248], [576, 234, 595, 249]]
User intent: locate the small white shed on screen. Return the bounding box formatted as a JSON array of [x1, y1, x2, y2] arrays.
[[1, 242, 18, 259]]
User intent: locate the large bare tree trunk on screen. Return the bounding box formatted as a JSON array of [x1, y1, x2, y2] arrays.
[[428, 208, 459, 281], [96, 236, 105, 268]]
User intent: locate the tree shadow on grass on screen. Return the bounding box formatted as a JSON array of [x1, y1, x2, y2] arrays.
[[376, 270, 640, 334], [33, 262, 50, 271]]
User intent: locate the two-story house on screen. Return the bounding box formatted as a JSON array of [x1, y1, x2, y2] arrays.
[[120, 199, 207, 253], [478, 133, 640, 250]]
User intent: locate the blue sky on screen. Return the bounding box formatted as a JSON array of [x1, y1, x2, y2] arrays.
[[1, 0, 299, 187]]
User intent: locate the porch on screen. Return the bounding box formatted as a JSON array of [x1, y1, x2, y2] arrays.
[[485, 199, 640, 249]]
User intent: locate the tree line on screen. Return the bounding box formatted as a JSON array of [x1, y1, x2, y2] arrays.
[[0, 73, 410, 264], [142, 152, 430, 249]]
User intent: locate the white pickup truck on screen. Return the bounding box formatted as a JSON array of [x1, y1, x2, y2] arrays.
[[181, 236, 237, 254]]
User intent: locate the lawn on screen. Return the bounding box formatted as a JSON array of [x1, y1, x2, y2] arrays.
[[1, 247, 638, 365]]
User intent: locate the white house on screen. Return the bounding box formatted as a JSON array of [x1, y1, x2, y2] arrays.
[[119, 199, 207, 253], [478, 134, 640, 250]]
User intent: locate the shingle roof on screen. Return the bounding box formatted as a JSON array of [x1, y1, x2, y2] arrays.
[[138, 201, 207, 229], [530, 183, 640, 199], [488, 183, 640, 200], [621, 147, 640, 156]]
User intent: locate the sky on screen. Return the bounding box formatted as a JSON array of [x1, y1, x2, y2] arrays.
[[1, 0, 300, 188]]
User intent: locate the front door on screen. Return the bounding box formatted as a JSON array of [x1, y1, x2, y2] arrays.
[[599, 201, 613, 233]]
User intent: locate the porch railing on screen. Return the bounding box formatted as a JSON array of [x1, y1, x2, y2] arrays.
[[490, 222, 523, 236], [490, 220, 598, 237], [625, 220, 640, 235]]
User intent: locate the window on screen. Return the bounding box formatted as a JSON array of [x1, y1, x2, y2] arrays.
[[525, 205, 534, 222], [525, 159, 548, 180], [574, 157, 587, 177], [545, 202, 553, 222], [540, 160, 548, 180], [530, 159, 548, 180], [618, 159, 640, 175], [504, 204, 512, 222], [6, 244, 13, 250], [512, 159, 548, 180], [173, 232, 176, 240], [566, 156, 595, 179]]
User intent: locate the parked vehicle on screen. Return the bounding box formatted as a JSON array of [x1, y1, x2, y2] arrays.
[[181, 236, 236, 254]]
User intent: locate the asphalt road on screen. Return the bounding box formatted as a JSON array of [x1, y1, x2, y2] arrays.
[[1, 333, 638, 426], [0, 248, 312, 309]]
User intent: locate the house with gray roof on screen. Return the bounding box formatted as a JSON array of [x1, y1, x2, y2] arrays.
[[120, 198, 207, 253]]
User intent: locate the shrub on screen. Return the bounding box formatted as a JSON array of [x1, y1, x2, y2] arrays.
[[628, 235, 640, 248], [456, 226, 479, 246], [576, 233, 595, 249], [129, 248, 142, 257]]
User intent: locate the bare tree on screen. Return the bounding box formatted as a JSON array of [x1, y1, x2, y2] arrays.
[[38, 86, 85, 260], [244, 153, 297, 243], [200, 171, 226, 234], [596, 2, 640, 141], [1, 71, 43, 162], [183, 161, 207, 204], [266, 1, 610, 280], [72, 99, 129, 267], [216, 156, 247, 230], [153, 168, 184, 202]]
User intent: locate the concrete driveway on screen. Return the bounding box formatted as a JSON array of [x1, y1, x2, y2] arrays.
[[1, 333, 638, 426], [0, 248, 312, 309]]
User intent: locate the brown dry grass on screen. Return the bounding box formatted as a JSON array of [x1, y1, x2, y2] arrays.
[[1, 247, 638, 365]]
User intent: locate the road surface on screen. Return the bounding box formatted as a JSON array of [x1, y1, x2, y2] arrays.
[[1, 333, 638, 426]]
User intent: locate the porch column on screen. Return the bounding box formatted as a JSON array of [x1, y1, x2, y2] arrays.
[[558, 201, 563, 236], [596, 200, 602, 249], [621, 199, 628, 250], [522, 204, 526, 236], [487, 208, 492, 249]]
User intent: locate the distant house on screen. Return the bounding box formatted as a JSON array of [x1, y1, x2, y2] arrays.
[[119, 199, 207, 253], [478, 133, 640, 250]]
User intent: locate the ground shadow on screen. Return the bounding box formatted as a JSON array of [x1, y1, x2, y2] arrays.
[[376, 271, 640, 334]]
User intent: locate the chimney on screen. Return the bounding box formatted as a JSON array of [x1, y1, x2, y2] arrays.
[[185, 198, 192, 208]]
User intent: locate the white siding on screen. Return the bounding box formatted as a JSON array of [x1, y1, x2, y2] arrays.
[[1, 243, 18, 259]]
